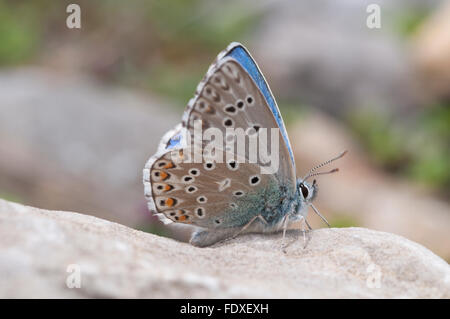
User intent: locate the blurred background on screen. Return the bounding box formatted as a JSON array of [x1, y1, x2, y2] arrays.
[[0, 0, 448, 259]]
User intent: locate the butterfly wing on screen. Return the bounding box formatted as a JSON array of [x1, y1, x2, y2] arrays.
[[225, 43, 296, 171], [144, 148, 281, 229], [143, 43, 296, 229]]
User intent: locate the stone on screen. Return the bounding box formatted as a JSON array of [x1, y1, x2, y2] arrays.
[[252, 0, 424, 115], [0, 199, 448, 298], [413, 1, 450, 99], [0, 68, 179, 227]]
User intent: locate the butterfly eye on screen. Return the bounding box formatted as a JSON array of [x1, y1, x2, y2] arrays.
[[300, 183, 309, 199]]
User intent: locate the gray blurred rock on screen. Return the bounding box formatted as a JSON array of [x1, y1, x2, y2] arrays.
[[0, 199, 449, 298], [251, 0, 443, 115], [0, 68, 179, 226]]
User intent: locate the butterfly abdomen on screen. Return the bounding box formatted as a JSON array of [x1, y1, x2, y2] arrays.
[[212, 181, 295, 231]]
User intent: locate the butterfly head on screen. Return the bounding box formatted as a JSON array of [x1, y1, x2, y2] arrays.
[[297, 150, 347, 205]]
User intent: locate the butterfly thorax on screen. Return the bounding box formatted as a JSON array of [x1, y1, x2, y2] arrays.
[[211, 180, 300, 232]]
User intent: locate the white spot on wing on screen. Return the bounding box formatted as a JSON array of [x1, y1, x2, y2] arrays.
[[217, 178, 231, 191]]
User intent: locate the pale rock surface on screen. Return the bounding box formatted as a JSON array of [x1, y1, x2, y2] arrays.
[[0, 199, 448, 298]]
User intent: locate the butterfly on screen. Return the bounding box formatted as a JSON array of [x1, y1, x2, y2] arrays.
[[143, 42, 346, 247]]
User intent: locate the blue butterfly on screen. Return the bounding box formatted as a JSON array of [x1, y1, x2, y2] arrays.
[[143, 42, 346, 247]]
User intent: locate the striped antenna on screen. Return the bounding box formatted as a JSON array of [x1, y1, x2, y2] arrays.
[[302, 150, 347, 181]]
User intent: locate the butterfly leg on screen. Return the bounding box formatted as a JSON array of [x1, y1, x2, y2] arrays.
[[300, 217, 314, 249], [281, 214, 291, 253], [282, 216, 312, 252], [231, 214, 268, 240]]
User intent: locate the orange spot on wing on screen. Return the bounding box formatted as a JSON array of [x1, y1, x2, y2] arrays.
[[164, 184, 173, 191], [166, 198, 175, 207], [164, 162, 174, 169], [178, 215, 187, 222], [160, 172, 169, 180]]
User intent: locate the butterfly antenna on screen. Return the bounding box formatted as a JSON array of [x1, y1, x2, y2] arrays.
[[310, 204, 330, 227], [303, 150, 347, 181], [305, 168, 339, 180]]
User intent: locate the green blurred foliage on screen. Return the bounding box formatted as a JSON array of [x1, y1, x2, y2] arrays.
[[147, 62, 205, 107], [349, 105, 450, 192], [0, 0, 260, 103], [330, 214, 359, 228], [145, 0, 261, 103], [137, 224, 170, 238], [0, 1, 40, 65], [0, 193, 23, 204], [391, 7, 430, 37], [406, 105, 450, 189], [148, 0, 260, 51], [277, 101, 308, 128], [349, 110, 407, 169]]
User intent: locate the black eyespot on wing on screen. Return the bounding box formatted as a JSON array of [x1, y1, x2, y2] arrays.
[[223, 118, 233, 127], [196, 207, 204, 217], [225, 105, 237, 114], [197, 196, 206, 203], [189, 168, 199, 176], [227, 160, 238, 170], [233, 190, 244, 197], [183, 176, 193, 182], [186, 186, 197, 193], [250, 176, 260, 185]]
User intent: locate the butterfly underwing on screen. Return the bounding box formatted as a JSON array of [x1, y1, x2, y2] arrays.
[[143, 42, 345, 247]]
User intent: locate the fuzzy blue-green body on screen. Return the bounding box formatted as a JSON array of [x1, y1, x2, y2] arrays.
[[206, 180, 307, 231], [189, 178, 317, 247]]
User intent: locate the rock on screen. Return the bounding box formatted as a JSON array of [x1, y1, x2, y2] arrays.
[[413, 0, 450, 99], [0, 199, 448, 298], [251, 0, 426, 115], [0, 68, 179, 227]]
